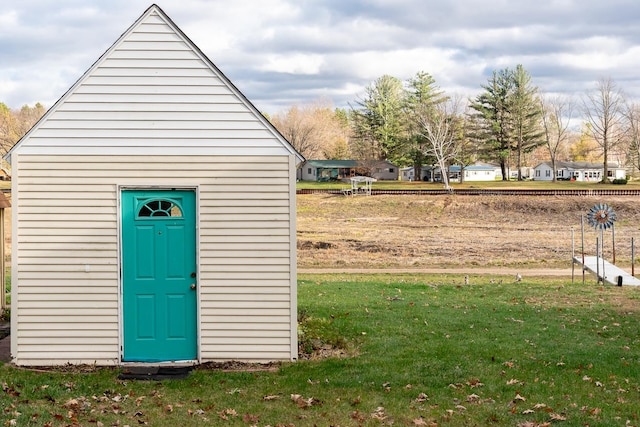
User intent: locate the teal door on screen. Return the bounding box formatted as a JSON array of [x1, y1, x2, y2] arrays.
[[121, 190, 197, 362]]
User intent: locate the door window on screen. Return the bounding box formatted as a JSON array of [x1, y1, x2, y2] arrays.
[[137, 199, 183, 218]]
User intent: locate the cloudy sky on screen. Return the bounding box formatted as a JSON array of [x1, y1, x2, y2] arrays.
[[2, 0, 640, 114]]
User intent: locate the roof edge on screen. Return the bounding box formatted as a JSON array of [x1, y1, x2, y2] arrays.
[[4, 4, 305, 165]]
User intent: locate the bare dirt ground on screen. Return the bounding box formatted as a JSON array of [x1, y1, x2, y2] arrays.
[[297, 194, 640, 272]]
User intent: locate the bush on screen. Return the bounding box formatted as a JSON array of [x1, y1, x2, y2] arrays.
[[612, 178, 628, 185]]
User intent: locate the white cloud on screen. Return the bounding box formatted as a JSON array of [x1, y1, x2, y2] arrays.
[[259, 53, 325, 75], [4, 0, 640, 113], [0, 10, 18, 28]]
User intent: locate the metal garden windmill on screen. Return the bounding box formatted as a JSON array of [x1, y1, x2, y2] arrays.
[[587, 203, 617, 231], [586, 203, 617, 283]]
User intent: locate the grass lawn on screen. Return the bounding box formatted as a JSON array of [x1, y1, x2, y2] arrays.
[[2, 274, 640, 426]]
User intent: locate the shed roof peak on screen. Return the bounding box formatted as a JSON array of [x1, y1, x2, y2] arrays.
[[5, 4, 303, 163]]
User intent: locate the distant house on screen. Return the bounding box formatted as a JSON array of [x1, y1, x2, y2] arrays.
[[533, 161, 626, 182], [299, 160, 398, 181], [432, 163, 498, 182], [454, 164, 497, 182], [400, 166, 433, 181]]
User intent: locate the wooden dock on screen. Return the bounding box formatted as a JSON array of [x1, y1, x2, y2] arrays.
[[573, 256, 640, 286]]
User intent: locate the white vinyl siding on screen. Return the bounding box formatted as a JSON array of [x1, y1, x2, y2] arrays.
[[12, 155, 296, 365], [14, 9, 293, 158]]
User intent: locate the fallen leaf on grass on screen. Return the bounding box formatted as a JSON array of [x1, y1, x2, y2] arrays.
[[263, 395, 280, 401], [290, 394, 322, 408], [63, 398, 79, 409], [371, 406, 387, 421], [513, 393, 526, 402], [350, 410, 366, 422], [243, 413, 259, 423], [466, 378, 484, 388], [2, 383, 20, 397], [217, 408, 238, 420], [415, 392, 429, 403], [466, 394, 480, 403], [413, 418, 428, 426]]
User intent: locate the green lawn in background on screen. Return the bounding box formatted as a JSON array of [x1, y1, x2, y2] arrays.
[[1, 273, 639, 426]]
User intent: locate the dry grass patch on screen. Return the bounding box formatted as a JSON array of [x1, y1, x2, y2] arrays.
[[297, 194, 640, 270]]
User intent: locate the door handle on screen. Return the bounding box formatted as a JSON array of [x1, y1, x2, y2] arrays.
[[190, 283, 196, 290]]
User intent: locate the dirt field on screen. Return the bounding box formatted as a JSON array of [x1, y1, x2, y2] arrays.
[[297, 194, 640, 270]]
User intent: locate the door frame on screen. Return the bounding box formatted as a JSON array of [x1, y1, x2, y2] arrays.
[[117, 185, 200, 364]]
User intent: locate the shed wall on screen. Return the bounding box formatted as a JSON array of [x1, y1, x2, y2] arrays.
[[12, 154, 297, 365]]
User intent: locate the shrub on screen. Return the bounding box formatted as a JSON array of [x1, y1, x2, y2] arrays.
[[612, 178, 628, 185]]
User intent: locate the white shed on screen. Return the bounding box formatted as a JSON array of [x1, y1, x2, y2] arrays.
[[5, 4, 303, 366]]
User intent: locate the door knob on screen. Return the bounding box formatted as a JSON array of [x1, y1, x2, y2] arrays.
[[190, 283, 196, 290]]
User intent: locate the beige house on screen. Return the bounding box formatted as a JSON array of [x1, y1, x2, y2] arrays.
[[5, 5, 303, 366]]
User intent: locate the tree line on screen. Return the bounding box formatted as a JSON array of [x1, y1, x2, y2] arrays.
[[272, 68, 639, 188], [0, 102, 45, 173], [2, 68, 639, 186]]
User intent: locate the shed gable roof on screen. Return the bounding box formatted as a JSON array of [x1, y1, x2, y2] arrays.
[[6, 4, 303, 162]]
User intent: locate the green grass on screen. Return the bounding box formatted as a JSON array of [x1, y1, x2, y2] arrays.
[[2, 273, 640, 426]]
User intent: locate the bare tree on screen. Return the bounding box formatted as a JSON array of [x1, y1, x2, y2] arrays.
[[582, 77, 626, 182], [271, 100, 348, 159], [540, 94, 576, 181], [624, 102, 640, 178], [0, 103, 45, 154], [0, 102, 46, 176], [418, 96, 464, 191]]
